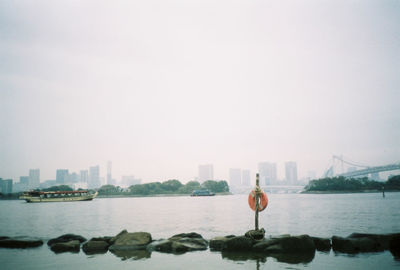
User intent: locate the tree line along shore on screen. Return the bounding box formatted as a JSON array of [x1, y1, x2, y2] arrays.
[[302, 175, 400, 193], [0, 179, 230, 199]]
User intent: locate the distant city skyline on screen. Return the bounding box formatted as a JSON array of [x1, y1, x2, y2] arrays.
[[1, 1, 399, 185]]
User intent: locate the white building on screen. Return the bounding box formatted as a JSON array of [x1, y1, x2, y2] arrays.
[[229, 168, 241, 187], [258, 162, 277, 186], [29, 169, 40, 189], [198, 164, 214, 183], [285, 161, 298, 185]]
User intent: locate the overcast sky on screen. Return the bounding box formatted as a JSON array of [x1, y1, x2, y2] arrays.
[[1, 0, 399, 183]]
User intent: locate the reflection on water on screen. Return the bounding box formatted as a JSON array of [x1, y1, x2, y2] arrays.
[[110, 249, 151, 260], [220, 250, 315, 264]]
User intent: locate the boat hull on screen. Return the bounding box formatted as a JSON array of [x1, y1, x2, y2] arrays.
[[22, 192, 98, 203]]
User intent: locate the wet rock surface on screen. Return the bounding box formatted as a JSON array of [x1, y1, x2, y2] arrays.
[[50, 240, 81, 253], [0, 236, 43, 248], [82, 239, 110, 254], [109, 231, 152, 251], [147, 232, 208, 253], [48, 234, 87, 246]]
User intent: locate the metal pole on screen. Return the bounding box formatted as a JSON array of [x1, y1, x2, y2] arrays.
[[255, 173, 260, 230]]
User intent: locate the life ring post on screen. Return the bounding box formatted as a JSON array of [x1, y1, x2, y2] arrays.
[[255, 173, 260, 230]]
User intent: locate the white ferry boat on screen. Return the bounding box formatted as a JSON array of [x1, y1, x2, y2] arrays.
[[20, 190, 98, 203]]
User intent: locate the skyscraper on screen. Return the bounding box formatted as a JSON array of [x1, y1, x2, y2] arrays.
[[258, 162, 277, 186], [229, 168, 241, 187], [242, 169, 251, 186], [107, 161, 112, 185], [198, 164, 214, 182], [0, 178, 13, 194], [29, 169, 40, 189], [89, 165, 100, 189], [80, 170, 89, 183], [285, 161, 298, 185], [56, 169, 69, 184]]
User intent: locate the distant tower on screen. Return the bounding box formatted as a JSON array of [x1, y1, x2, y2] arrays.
[[29, 169, 40, 189], [285, 161, 298, 185], [80, 170, 89, 183], [229, 168, 241, 187], [198, 164, 214, 183], [258, 162, 277, 186], [107, 161, 112, 185], [242, 169, 251, 186], [89, 166, 100, 189], [56, 169, 69, 185]]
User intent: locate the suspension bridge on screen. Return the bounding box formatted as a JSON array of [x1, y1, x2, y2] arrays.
[[324, 155, 400, 179]]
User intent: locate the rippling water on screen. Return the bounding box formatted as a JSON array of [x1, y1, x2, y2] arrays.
[[1, 192, 400, 269]]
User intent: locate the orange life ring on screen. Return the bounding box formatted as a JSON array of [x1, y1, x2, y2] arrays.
[[248, 189, 268, 212]]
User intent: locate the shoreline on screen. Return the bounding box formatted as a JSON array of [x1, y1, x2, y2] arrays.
[[301, 190, 400, 194]]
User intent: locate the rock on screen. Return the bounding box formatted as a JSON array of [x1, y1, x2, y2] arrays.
[[109, 231, 152, 251], [147, 232, 208, 254], [332, 236, 382, 253], [389, 235, 400, 259], [50, 240, 80, 253], [90, 236, 113, 244], [110, 230, 127, 245], [146, 239, 173, 252], [311, 237, 331, 251], [250, 235, 315, 253], [82, 240, 110, 254], [111, 249, 151, 260], [220, 236, 254, 251], [245, 229, 265, 240], [209, 235, 236, 251], [0, 236, 43, 248], [48, 234, 86, 246]]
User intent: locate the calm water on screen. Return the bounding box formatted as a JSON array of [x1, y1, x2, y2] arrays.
[[1, 192, 400, 269]]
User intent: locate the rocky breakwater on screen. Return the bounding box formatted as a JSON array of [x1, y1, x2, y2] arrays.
[[1, 230, 399, 262]]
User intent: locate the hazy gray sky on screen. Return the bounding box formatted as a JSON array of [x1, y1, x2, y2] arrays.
[[1, 0, 399, 183]]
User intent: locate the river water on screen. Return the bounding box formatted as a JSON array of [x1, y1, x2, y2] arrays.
[[1, 192, 400, 269]]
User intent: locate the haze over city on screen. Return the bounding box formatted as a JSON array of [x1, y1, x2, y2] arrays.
[[1, 0, 399, 183]]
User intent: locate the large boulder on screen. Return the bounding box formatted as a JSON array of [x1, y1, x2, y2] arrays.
[[254, 235, 315, 253], [147, 232, 208, 254], [0, 236, 43, 248], [50, 240, 80, 253], [82, 240, 110, 254], [209, 235, 236, 251], [389, 235, 400, 259], [220, 236, 254, 251], [311, 237, 331, 251], [109, 231, 152, 251], [332, 236, 382, 253], [48, 234, 86, 246]]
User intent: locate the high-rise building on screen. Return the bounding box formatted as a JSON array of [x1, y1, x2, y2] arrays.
[[89, 166, 100, 189], [107, 161, 112, 185], [80, 170, 89, 183], [29, 169, 40, 189], [121, 175, 141, 187], [56, 169, 69, 184], [229, 168, 241, 187], [0, 178, 13, 194], [198, 164, 214, 182], [285, 161, 298, 185], [258, 162, 277, 186], [20, 176, 29, 185], [242, 169, 251, 186]]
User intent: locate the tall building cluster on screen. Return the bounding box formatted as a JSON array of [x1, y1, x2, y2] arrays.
[[198, 164, 214, 183], [229, 168, 251, 187]]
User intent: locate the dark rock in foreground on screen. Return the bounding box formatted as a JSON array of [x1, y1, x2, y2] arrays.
[[311, 237, 331, 251], [109, 230, 152, 251], [331, 233, 400, 254], [50, 240, 80, 253], [82, 240, 110, 254], [147, 232, 208, 253], [0, 236, 43, 248], [48, 234, 87, 246]]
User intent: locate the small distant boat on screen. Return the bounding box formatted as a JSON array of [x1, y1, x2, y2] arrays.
[[20, 190, 98, 203], [191, 189, 215, 197]]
